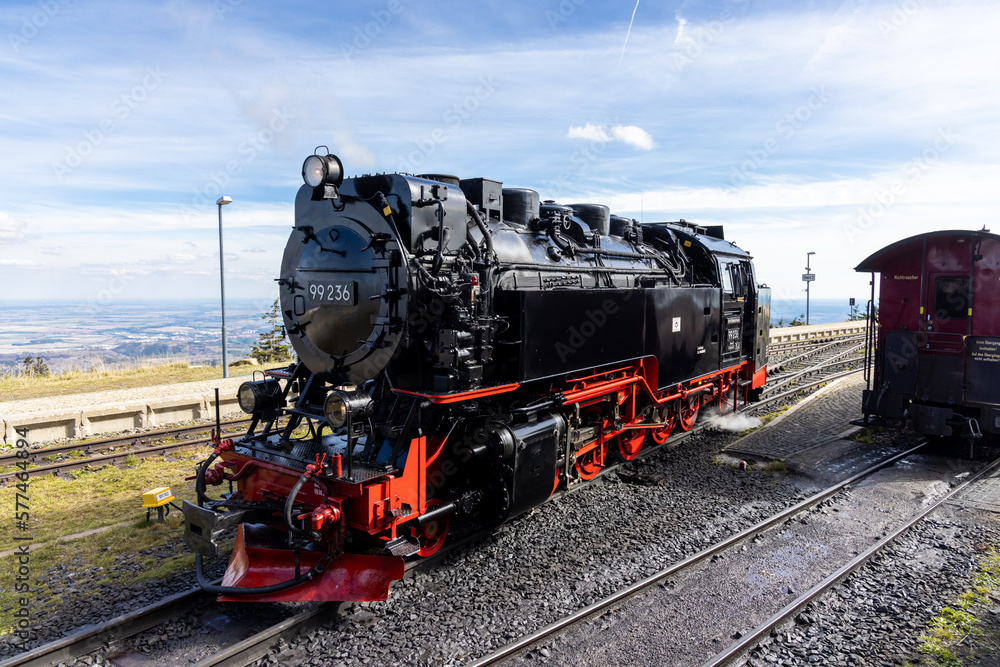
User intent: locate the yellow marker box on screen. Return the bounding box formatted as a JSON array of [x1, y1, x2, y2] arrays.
[[142, 487, 174, 508]]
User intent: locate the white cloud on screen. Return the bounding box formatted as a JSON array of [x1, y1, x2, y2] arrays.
[[611, 125, 655, 150], [567, 123, 655, 150], [0, 212, 26, 241], [567, 122, 611, 143], [3, 0, 1000, 304], [164, 253, 197, 264], [674, 15, 688, 45]]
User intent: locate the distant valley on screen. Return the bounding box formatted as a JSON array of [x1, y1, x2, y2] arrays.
[[0, 299, 277, 375], [0, 297, 860, 377]]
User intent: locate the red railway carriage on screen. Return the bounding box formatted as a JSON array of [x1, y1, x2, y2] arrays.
[[856, 229, 1000, 438]]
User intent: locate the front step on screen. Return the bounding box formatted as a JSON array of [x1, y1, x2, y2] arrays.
[[384, 535, 421, 557]]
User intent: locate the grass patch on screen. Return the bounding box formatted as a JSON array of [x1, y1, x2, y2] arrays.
[[765, 460, 787, 473], [918, 548, 1000, 665], [850, 428, 879, 445], [0, 448, 227, 635], [0, 514, 226, 635], [920, 607, 978, 665], [759, 405, 791, 426], [0, 361, 253, 402], [0, 445, 207, 546]]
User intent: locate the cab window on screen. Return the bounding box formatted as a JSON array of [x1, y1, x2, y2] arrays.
[[720, 261, 734, 294]]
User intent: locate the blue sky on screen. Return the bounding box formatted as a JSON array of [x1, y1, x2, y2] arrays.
[[1, 0, 997, 316]]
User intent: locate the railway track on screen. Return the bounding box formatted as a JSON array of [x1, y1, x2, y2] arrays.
[[3, 340, 864, 665], [2, 384, 776, 666], [766, 332, 866, 357], [468, 446, 1000, 667], [0, 419, 264, 483], [1, 526, 489, 667], [762, 341, 864, 402]]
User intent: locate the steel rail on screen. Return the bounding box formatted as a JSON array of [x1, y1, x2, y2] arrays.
[[0, 419, 252, 466], [700, 453, 1000, 667], [159, 425, 718, 667], [0, 585, 215, 667], [763, 346, 864, 396], [2, 524, 489, 667], [767, 336, 864, 368], [0, 439, 216, 482], [185, 529, 491, 667], [0, 419, 292, 482], [767, 332, 865, 352], [465, 442, 929, 666]]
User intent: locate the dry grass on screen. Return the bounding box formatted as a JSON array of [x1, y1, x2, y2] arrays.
[[0, 443, 235, 635], [0, 514, 217, 636], [0, 361, 247, 401], [0, 445, 208, 546]]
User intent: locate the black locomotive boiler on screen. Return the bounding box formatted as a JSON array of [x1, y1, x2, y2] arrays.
[[183, 150, 772, 602]]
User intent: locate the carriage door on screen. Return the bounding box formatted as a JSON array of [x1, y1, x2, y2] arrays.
[[919, 272, 971, 403]]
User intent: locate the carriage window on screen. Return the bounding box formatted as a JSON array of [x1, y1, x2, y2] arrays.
[[933, 276, 970, 320]]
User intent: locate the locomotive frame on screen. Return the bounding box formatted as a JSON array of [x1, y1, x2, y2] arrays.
[[183, 150, 771, 602]]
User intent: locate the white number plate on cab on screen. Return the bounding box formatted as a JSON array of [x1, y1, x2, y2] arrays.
[[309, 281, 357, 305]]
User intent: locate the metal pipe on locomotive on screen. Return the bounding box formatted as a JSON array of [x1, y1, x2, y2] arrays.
[[183, 149, 772, 602]]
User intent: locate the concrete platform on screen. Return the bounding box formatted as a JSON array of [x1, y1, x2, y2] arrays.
[[950, 468, 1000, 513], [768, 321, 868, 344], [724, 373, 866, 461], [1, 375, 251, 445]]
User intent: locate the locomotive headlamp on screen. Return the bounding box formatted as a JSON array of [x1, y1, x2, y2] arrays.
[[237, 378, 283, 415], [323, 388, 373, 428], [302, 153, 344, 189]]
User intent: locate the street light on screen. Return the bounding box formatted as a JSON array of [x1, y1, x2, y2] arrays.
[[804, 251, 816, 325], [217, 196, 232, 378]]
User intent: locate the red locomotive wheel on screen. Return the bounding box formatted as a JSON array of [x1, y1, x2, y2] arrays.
[[617, 430, 645, 461], [679, 395, 700, 431], [649, 405, 677, 445], [575, 438, 607, 480], [413, 500, 449, 557]]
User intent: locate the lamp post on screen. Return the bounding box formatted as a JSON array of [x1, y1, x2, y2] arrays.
[[804, 251, 816, 325], [217, 196, 232, 378]]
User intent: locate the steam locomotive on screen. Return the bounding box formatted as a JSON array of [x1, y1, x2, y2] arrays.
[[183, 150, 771, 602]]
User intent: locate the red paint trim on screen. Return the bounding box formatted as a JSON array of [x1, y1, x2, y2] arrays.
[[752, 365, 767, 389], [392, 383, 521, 404], [562, 375, 640, 404], [638, 361, 748, 406], [217, 525, 404, 602], [424, 435, 449, 467]]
